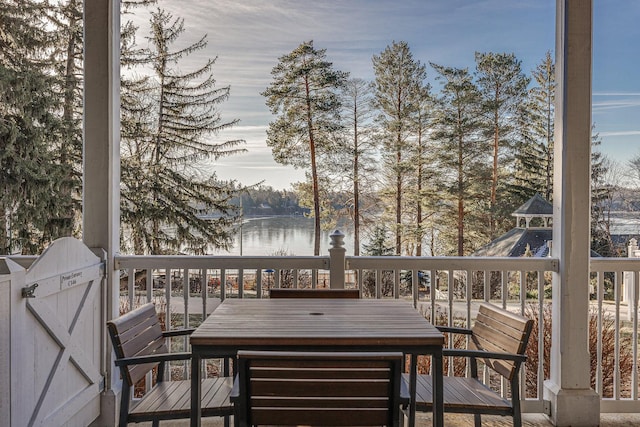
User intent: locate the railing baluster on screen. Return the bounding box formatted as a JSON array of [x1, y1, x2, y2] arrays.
[[519, 270, 525, 314], [412, 270, 418, 307], [256, 268, 262, 298], [201, 268, 207, 319], [220, 268, 226, 301], [615, 269, 621, 400], [483, 270, 489, 302], [465, 269, 471, 324], [596, 271, 604, 397], [537, 270, 544, 400], [633, 271, 639, 401], [145, 268, 152, 303], [127, 267, 134, 311], [501, 270, 507, 308], [429, 269, 436, 322], [394, 269, 400, 299]]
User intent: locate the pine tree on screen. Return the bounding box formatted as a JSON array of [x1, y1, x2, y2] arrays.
[[120, 8, 245, 255], [372, 41, 426, 255], [512, 51, 555, 204], [338, 78, 377, 256], [262, 40, 348, 255], [407, 82, 434, 256], [475, 52, 530, 238], [430, 64, 488, 256]]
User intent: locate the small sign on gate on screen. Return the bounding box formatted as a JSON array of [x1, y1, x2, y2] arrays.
[[61, 271, 84, 288]]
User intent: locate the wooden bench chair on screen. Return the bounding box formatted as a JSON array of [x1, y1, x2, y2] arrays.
[[405, 303, 533, 427], [269, 288, 360, 298], [107, 303, 233, 426], [233, 351, 407, 427]]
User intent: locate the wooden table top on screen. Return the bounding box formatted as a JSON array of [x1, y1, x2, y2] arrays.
[[190, 298, 444, 348]]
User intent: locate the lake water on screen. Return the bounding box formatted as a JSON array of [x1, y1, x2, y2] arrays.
[[211, 216, 359, 256], [208, 213, 640, 257]]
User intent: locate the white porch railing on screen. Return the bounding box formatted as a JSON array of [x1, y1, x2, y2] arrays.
[[113, 233, 640, 415]]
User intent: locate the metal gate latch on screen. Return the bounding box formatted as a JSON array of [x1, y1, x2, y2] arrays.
[[22, 283, 38, 298]]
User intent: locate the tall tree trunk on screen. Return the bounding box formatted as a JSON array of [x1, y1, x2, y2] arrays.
[[305, 77, 321, 256], [0, 199, 8, 255], [546, 71, 553, 201], [458, 133, 464, 256], [353, 119, 360, 256], [491, 109, 499, 239], [58, 0, 80, 238], [396, 143, 402, 255]]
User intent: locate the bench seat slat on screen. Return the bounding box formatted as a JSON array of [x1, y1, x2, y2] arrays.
[[404, 373, 512, 414], [252, 408, 389, 426], [129, 377, 233, 421], [251, 397, 390, 408]]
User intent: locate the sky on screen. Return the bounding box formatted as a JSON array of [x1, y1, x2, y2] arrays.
[[127, 0, 640, 190]]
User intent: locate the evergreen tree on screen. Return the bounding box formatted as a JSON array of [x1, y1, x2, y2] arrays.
[[430, 64, 488, 256], [475, 52, 530, 238], [338, 78, 377, 256], [513, 51, 555, 203], [406, 82, 435, 256], [591, 128, 615, 256], [363, 225, 395, 256], [0, 0, 70, 254], [262, 40, 348, 255], [120, 8, 245, 255], [43, 0, 84, 238], [372, 41, 426, 255]]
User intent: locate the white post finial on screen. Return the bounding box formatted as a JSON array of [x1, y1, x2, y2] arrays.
[[629, 238, 638, 257], [330, 230, 345, 248]]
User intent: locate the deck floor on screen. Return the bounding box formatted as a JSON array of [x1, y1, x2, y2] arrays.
[[138, 412, 640, 426]]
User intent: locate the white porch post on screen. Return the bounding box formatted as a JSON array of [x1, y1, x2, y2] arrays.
[[83, 0, 121, 425], [544, 1, 600, 425]]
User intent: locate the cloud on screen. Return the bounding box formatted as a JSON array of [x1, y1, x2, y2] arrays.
[[599, 130, 640, 138], [594, 92, 640, 96]]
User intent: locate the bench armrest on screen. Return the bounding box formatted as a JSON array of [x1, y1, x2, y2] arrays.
[[162, 328, 196, 337], [443, 348, 527, 363], [114, 351, 192, 367], [436, 326, 472, 335]]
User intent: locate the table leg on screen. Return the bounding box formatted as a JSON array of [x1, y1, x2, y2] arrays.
[[432, 348, 444, 427], [191, 350, 202, 427]]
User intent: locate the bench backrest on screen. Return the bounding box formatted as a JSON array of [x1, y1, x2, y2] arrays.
[[470, 303, 534, 381], [236, 351, 403, 426], [106, 303, 167, 387], [269, 288, 360, 299]]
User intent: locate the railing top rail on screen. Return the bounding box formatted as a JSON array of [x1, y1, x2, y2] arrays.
[[115, 255, 329, 270], [346, 256, 559, 272], [590, 257, 640, 271]]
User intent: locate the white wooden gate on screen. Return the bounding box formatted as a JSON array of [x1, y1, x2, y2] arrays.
[[4, 238, 105, 427]]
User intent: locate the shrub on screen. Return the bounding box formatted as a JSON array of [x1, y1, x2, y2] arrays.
[[525, 303, 634, 398]]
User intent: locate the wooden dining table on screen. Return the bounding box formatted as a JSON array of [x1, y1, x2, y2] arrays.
[[189, 298, 445, 427]]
